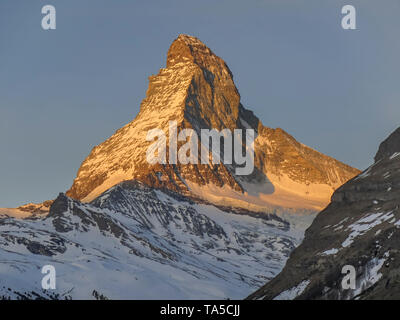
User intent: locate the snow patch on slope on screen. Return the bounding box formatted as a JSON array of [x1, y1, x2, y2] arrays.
[[342, 211, 394, 247], [186, 172, 334, 213], [273, 280, 310, 300]]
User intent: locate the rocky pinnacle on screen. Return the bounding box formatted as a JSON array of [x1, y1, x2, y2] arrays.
[[66, 34, 359, 211]]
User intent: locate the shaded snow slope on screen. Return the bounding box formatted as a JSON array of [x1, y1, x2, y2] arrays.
[[0, 181, 305, 300]]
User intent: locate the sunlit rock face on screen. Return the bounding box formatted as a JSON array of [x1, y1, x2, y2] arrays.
[[66, 34, 359, 212]]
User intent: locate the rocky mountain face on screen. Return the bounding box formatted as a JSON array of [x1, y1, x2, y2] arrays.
[[66, 34, 359, 212], [248, 127, 400, 300], [375, 127, 400, 162]]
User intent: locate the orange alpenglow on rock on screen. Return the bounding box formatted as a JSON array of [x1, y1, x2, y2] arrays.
[[66, 34, 360, 212]]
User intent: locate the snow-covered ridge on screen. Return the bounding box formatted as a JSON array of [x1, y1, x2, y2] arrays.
[[0, 181, 305, 300]]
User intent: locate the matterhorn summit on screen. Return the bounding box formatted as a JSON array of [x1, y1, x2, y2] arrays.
[[67, 34, 359, 212]]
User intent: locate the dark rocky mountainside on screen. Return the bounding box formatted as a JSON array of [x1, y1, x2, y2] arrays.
[[248, 127, 400, 300], [375, 127, 400, 162]]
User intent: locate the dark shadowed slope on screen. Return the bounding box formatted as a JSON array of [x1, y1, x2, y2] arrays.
[[248, 126, 400, 300]]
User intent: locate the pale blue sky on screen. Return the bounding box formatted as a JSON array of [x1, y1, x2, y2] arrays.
[[1, 0, 399, 207]]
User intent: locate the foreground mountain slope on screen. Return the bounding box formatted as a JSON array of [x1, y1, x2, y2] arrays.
[[0, 182, 302, 300], [248, 127, 400, 300], [66, 34, 359, 212]]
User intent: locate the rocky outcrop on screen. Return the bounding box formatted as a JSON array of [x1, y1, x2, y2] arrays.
[[375, 127, 400, 162], [248, 127, 400, 300]]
